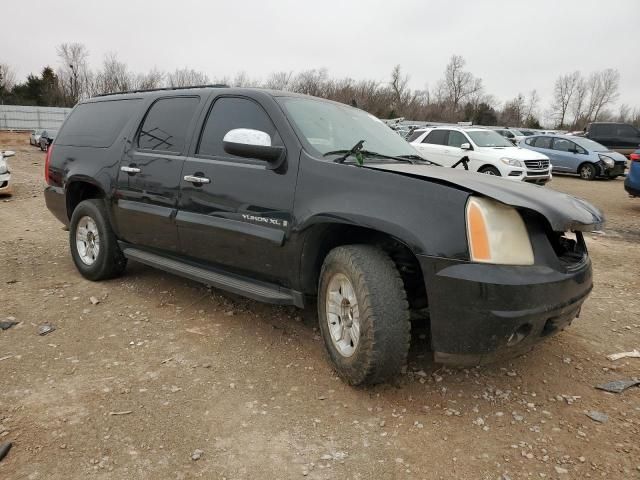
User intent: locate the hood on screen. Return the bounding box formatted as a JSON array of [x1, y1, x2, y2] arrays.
[[365, 163, 604, 232], [479, 146, 548, 160], [598, 151, 628, 162]]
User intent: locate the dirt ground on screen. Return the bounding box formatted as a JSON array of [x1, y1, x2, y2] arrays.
[[1, 131, 639, 480]]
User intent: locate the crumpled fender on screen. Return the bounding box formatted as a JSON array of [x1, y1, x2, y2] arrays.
[[365, 164, 604, 232]]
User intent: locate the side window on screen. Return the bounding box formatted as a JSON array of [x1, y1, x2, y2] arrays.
[[198, 97, 278, 158], [552, 138, 573, 152], [406, 130, 425, 143], [593, 124, 615, 136], [137, 97, 200, 153], [617, 125, 639, 137], [525, 137, 535, 145], [422, 130, 448, 145], [533, 136, 552, 149], [447, 130, 467, 148]]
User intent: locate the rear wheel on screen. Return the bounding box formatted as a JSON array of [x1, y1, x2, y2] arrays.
[[318, 245, 410, 385], [579, 163, 597, 181], [70, 199, 127, 281], [479, 165, 501, 176]]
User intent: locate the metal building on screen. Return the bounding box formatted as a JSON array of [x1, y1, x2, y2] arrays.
[[0, 105, 72, 131]]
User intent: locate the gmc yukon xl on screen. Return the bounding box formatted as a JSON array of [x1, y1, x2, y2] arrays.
[[45, 86, 603, 385]]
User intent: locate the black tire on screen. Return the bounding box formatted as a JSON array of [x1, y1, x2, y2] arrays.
[[479, 165, 501, 176], [69, 199, 127, 281], [578, 163, 597, 181], [317, 245, 410, 385], [40, 143, 45, 151]]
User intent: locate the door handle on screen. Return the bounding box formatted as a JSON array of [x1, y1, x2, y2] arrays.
[[121, 166, 141, 174], [184, 175, 211, 185]]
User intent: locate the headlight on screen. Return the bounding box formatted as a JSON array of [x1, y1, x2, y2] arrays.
[[598, 155, 614, 168], [500, 157, 523, 167], [466, 196, 534, 265]]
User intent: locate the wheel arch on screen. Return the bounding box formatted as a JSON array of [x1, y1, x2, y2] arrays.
[[298, 222, 428, 309], [65, 177, 107, 219]]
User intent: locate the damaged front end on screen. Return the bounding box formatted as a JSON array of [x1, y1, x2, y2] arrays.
[[366, 163, 603, 365]]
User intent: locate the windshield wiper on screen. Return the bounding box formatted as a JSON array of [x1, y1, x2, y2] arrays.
[[395, 154, 441, 166], [324, 140, 366, 164], [323, 142, 429, 165]]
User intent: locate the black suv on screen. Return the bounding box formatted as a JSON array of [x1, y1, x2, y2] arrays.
[[584, 122, 640, 157], [45, 87, 603, 385]]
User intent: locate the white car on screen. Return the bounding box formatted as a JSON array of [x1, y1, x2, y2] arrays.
[[0, 150, 14, 195], [409, 127, 552, 184]]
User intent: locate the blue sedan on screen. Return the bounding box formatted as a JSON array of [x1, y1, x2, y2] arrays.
[[520, 134, 627, 180], [625, 149, 640, 197]]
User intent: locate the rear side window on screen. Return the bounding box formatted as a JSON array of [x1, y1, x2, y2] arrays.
[[422, 130, 448, 145], [552, 138, 574, 152], [138, 97, 200, 153], [617, 125, 639, 137], [592, 124, 615, 136], [56, 99, 141, 148], [532, 136, 552, 149], [198, 97, 278, 158], [406, 130, 425, 142]]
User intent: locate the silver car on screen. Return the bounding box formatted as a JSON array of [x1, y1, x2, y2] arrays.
[[0, 150, 14, 195], [29, 129, 44, 146], [519, 134, 627, 180]]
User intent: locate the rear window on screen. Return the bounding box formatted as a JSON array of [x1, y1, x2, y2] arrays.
[[56, 99, 141, 148]]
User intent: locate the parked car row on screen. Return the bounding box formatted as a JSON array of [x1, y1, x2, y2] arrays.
[[409, 126, 552, 184], [29, 129, 57, 151]]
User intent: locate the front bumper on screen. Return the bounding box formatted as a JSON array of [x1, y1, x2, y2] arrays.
[[418, 256, 592, 366], [0, 173, 11, 195], [506, 168, 552, 185]]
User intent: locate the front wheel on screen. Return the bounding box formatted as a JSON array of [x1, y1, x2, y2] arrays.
[[318, 245, 410, 385], [69, 199, 127, 281], [579, 163, 597, 181], [479, 166, 501, 176]]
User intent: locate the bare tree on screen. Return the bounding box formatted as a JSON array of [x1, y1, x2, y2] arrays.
[[264, 71, 293, 91], [291, 68, 328, 96], [569, 75, 587, 128], [592, 69, 620, 121], [133, 68, 165, 90], [501, 93, 526, 126], [0, 63, 16, 91], [166, 68, 210, 88], [56, 42, 92, 105], [551, 71, 580, 128], [617, 104, 631, 123], [438, 55, 483, 119], [524, 89, 539, 120], [389, 65, 412, 114], [92, 53, 133, 95]]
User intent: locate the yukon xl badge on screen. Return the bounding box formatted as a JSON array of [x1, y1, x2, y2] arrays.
[[242, 214, 288, 228]]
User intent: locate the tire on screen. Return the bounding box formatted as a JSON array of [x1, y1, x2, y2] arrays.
[[317, 245, 410, 385], [69, 199, 127, 281], [40, 143, 45, 151], [479, 165, 501, 176], [578, 163, 597, 181]]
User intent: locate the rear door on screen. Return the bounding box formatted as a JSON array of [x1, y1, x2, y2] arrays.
[[114, 95, 202, 251], [414, 129, 450, 165], [176, 95, 298, 284]]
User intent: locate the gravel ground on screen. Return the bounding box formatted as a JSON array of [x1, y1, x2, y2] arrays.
[[1, 132, 639, 479]]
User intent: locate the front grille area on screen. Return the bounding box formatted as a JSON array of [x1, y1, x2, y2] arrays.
[[524, 159, 550, 170]]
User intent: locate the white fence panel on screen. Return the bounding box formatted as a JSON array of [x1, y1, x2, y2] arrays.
[[0, 105, 72, 131]]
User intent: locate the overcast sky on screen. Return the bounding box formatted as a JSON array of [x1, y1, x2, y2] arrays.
[[5, 0, 640, 118]]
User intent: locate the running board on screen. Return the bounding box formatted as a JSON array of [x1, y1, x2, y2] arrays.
[[122, 247, 304, 307]]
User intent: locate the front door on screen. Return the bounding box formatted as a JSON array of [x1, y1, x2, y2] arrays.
[[114, 95, 202, 252], [177, 95, 298, 284]]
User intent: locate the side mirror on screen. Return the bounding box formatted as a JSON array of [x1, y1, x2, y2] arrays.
[[223, 128, 285, 169], [1, 150, 15, 158], [460, 142, 472, 151]]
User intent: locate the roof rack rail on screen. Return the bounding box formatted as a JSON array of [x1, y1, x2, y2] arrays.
[[94, 84, 230, 98]]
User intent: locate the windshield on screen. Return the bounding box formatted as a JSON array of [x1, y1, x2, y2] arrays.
[[571, 136, 609, 152], [279, 97, 419, 158], [467, 130, 514, 147]]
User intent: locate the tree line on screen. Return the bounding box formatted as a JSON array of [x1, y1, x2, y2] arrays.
[[1, 42, 637, 129]]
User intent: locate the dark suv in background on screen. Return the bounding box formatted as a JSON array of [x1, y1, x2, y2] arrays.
[[44, 86, 602, 385], [584, 122, 640, 157]]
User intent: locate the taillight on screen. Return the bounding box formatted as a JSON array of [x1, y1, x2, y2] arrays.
[[630, 153, 640, 162], [44, 145, 53, 184]]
